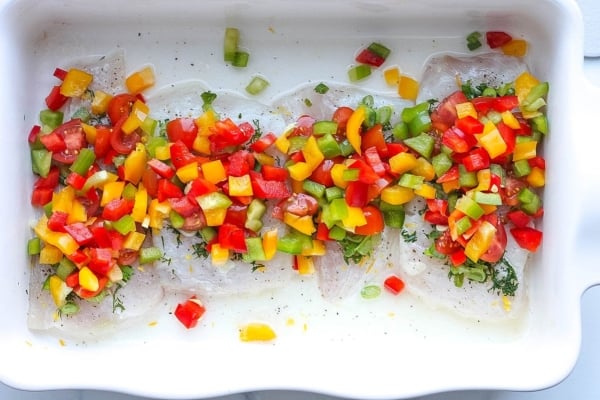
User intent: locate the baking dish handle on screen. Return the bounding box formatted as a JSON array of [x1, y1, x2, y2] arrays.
[[571, 78, 600, 292]]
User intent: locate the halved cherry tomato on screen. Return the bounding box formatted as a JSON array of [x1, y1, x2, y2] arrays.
[[435, 229, 463, 255], [479, 214, 507, 263], [50, 119, 86, 164], [107, 93, 137, 125], [166, 118, 198, 150], [355, 205, 384, 235], [431, 91, 468, 132], [110, 115, 140, 155], [332, 107, 354, 134]]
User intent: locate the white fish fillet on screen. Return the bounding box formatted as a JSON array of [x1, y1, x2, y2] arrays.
[[396, 199, 529, 321], [417, 52, 528, 103], [27, 263, 164, 339]]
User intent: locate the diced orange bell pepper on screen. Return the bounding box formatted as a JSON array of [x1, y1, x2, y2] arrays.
[[262, 229, 278, 260], [60, 68, 93, 97], [296, 255, 315, 275], [201, 159, 227, 184], [502, 39, 528, 57], [126, 66, 155, 94], [346, 106, 365, 155]]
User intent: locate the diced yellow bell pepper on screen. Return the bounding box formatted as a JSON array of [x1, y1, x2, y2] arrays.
[[283, 212, 316, 235], [81, 123, 97, 144], [398, 75, 419, 101], [34, 216, 80, 255], [501, 111, 521, 129], [513, 140, 537, 161], [228, 174, 253, 196], [477, 123, 507, 159], [515, 71, 540, 104], [413, 183, 436, 199], [204, 208, 228, 227], [123, 143, 147, 185], [455, 102, 478, 120], [123, 231, 146, 251], [275, 134, 291, 154], [66, 199, 87, 224], [101, 181, 125, 207], [411, 157, 436, 181], [288, 162, 313, 181], [389, 152, 418, 174], [195, 109, 217, 136], [262, 229, 278, 261], [52, 186, 76, 214], [176, 161, 199, 183], [381, 185, 415, 205], [346, 106, 365, 155], [148, 199, 171, 229], [192, 135, 211, 155], [464, 221, 497, 262], [39, 244, 63, 265], [201, 159, 226, 184], [296, 255, 315, 275], [301, 239, 326, 256], [526, 166, 545, 188], [239, 322, 277, 342], [330, 163, 349, 189], [60, 68, 93, 97], [469, 169, 491, 193], [302, 135, 325, 168], [342, 206, 367, 229], [383, 66, 400, 86], [79, 266, 99, 292], [125, 66, 155, 94], [49, 275, 72, 308], [121, 100, 149, 135], [132, 184, 148, 223], [155, 144, 172, 161], [211, 243, 229, 266], [501, 39, 528, 57], [91, 90, 113, 115], [254, 151, 276, 167]]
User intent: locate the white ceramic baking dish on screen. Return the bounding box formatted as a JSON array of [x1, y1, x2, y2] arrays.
[[1, 0, 599, 398]]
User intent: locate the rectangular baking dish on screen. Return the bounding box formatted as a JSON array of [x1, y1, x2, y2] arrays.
[[1, 0, 599, 398]]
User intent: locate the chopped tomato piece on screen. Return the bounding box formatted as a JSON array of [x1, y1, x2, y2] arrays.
[[486, 31, 513, 48], [510, 227, 542, 252], [174, 296, 206, 329], [354, 205, 384, 235]]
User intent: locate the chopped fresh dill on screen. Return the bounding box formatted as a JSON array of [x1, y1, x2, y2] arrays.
[[401, 229, 417, 243], [112, 285, 125, 313], [191, 242, 209, 259], [490, 258, 519, 296], [251, 262, 266, 272], [166, 226, 183, 247], [251, 119, 263, 142]]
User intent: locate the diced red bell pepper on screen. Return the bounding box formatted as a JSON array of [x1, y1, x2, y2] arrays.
[[355, 48, 386, 67], [218, 223, 247, 252], [449, 249, 467, 266], [147, 158, 175, 179], [39, 131, 67, 153], [462, 147, 490, 172], [383, 275, 405, 295], [223, 204, 248, 228], [101, 198, 134, 221], [528, 156, 546, 170], [209, 119, 254, 152], [90, 224, 113, 248], [174, 296, 206, 329], [261, 165, 288, 182], [250, 132, 277, 153], [495, 121, 516, 159], [350, 158, 379, 184], [345, 181, 369, 208], [88, 247, 114, 275], [64, 222, 94, 245], [47, 211, 68, 232], [506, 210, 532, 228], [157, 179, 184, 202], [67, 250, 89, 266], [486, 31, 513, 48], [28, 125, 42, 144], [309, 159, 335, 187], [442, 127, 477, 153], [455, 116, 484, 135], [386, 142, 409, 158], [316, 222, 331, 241], [510, 227, 542, 252], [45, 85, 69, 111], [65, 171, 87, 190], [250, 171, 292, 199], [363, 146, 387, 177], [65, 272, 80, 288], [431, 91, 468, 132], [33, 167, 60, 190], [436, 165, 459, 183], [53, 67, 68, 80], [424, 210, 449, 225]]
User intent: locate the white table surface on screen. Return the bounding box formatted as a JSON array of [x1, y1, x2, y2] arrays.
[[3, 0, 600, 399]]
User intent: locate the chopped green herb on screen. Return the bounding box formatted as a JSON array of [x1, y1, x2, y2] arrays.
[[401, 229, 417, 243], [490, 258, 519, 296], [191, 242, 209, 259]]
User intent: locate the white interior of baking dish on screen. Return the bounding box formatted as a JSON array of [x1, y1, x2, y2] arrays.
[[0, 0, 597, 398]]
